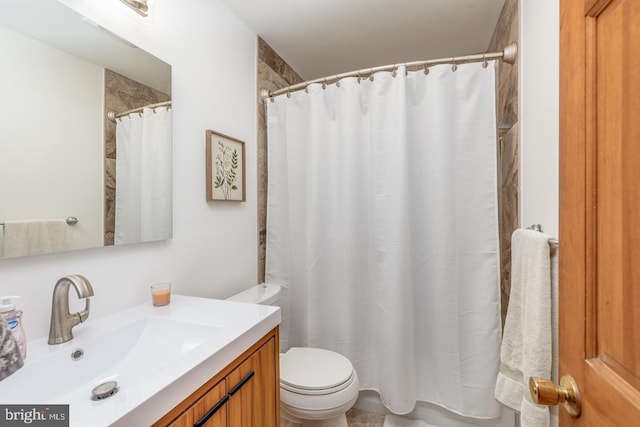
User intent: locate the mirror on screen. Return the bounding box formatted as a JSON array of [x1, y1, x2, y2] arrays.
[[0, 0, 172, 259]]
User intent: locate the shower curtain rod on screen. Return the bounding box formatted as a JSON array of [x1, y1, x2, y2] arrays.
[[107, 100, 172, 123], [261, 42, 517, 100]]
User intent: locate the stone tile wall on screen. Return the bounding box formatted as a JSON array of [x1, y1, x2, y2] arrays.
[[487, 0, 520, 327]]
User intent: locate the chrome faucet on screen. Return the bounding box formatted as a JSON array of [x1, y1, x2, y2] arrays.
[[48, 275, 94, 345]]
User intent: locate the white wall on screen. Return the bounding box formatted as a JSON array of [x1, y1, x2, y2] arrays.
[[0, 25, 104, 252], [520, 0, 559, 238], [0, 0, 258, 342]]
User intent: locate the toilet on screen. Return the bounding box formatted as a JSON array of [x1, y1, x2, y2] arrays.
[[227, 283, 360, 427]]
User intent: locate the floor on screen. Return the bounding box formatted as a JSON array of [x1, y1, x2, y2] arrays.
[[346, 408, 385, 426]]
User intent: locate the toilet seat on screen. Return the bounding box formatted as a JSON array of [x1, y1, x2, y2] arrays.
[[280, 347, 355, 395], [279, 347, 360, 422]]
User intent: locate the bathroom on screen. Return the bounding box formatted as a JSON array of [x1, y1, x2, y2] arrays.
[[0, 0, 564, 425]]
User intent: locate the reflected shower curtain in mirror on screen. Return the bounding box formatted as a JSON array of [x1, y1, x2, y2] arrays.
[[266, 63, 501, 418], [115, 107, 172, 245]]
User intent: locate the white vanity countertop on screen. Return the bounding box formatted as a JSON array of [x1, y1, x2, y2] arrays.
[[0, 295, 281, 426]]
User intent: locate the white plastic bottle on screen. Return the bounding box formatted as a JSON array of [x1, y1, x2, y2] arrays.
[[0, 296, 26, 359]]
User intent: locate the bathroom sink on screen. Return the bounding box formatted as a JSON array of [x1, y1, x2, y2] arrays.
[[0, 295, 280, 427], [3, 316, 225, 402]]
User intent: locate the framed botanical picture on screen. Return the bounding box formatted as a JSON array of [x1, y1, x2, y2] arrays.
[[206, 130, 246, 201]]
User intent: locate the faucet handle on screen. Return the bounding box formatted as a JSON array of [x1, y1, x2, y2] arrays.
[[77, 298, 91, 323]]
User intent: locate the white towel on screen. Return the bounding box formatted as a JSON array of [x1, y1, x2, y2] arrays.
[[495, 228, 556, 427], [3, 219, 66, 257]]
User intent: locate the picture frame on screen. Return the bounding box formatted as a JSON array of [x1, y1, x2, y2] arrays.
[[206, 130, 246, 202]]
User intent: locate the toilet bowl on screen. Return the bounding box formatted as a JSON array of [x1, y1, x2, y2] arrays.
[[280, 347, 359, 427], [227, 283, 360, 427]]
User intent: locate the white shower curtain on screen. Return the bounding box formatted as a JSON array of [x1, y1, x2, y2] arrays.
[[115, 107, 172, 245], [266, 63, 501, 419]]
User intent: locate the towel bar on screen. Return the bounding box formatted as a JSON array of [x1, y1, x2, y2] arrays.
[[0, 217, 79, 228], [527, 224, 559, 246]]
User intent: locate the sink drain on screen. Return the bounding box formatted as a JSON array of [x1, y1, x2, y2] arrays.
[[71, 348, 84, 361], [91, 380, 119, 400]]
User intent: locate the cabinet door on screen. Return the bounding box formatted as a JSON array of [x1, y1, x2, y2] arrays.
[[169, 380, 227, 427], [227, 337, 278, 427]]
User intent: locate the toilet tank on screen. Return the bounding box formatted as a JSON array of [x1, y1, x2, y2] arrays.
[[226, 283, 281, 305]]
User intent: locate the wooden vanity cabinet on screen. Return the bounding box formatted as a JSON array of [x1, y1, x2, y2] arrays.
[[154, 327, 280, 427]]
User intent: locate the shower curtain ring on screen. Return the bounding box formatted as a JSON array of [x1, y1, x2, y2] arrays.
[[369, 68, 374, 81], [482, 54, 488, 69], [322, 79, 327, 90], [451, 58, 458, 72], [392, 65, 397, 78], [424, 64, 430, 75], [286, 90, 291, 98]]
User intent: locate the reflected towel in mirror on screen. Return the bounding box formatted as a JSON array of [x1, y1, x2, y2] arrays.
[[3, 219, 66, 257]]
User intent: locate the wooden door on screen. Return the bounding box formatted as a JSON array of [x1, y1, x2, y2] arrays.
[[560, 0, 640, 424]]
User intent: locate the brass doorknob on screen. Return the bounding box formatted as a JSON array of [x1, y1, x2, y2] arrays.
[[529, 376, 581, 417]]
